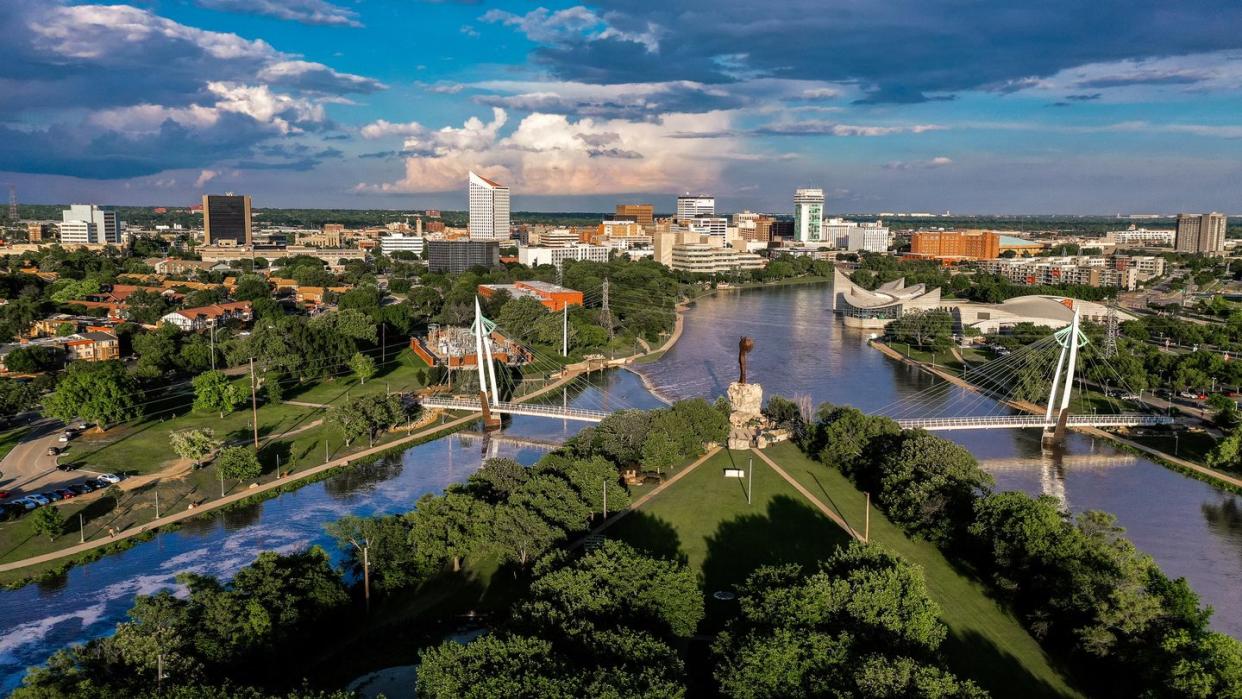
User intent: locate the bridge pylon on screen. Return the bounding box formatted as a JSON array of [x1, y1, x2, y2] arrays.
[[1042, 304, 1088, 448], [473, 297, 502, 429]]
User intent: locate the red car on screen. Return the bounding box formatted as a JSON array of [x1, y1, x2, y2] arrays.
[[0, 491, 9, 499], [55, 489, 76, 500]]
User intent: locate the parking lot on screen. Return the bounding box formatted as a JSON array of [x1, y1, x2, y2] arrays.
[[0, 421, 125, 521]]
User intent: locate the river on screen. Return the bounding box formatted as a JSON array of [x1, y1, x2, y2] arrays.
[[0, 282, 1240, 692]]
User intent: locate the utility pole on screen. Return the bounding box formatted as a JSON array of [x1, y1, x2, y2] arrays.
[[747, 456, 753, 505], [155, 492, 160, 519], [1104, 301, 1119, 359], [347, 537, 372, 613], [249, 357, 259, 449], [864, 492, 870, 543], [381, 323, 386, 366], [602, 478, 608, 519], [79, 513, 85, 543], [562, 303, 568, 357], [600, 278, 613, 339], [209, 320, 216, 371]]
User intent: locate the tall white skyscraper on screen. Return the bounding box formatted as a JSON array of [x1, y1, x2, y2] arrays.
[[61, 204, 119, 245], [468, 171, 510, 240], [794, 188, 824, 243], [676, 195, 715, 221]]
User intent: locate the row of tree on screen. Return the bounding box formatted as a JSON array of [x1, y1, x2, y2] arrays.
[[793, 402, 1242, 698]]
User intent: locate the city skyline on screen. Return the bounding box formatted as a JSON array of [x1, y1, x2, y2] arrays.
[[4, 0, 1242, 213]]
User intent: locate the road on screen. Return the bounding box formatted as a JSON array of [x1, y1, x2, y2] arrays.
[[0, 419, 83, 497]]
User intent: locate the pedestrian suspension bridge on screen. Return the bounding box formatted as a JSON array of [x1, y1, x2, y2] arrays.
[[873, 304, 1172, 444]]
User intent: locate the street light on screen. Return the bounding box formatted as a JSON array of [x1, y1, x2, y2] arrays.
[[343, 537, 372, 613]]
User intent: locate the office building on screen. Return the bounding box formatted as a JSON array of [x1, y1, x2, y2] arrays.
[[468, 171, 511, 240], [538, 229, 581, 248], [676, 195, 715, 221], [732, 211, 775, 243], [688, 217, 728, 237], [909, 230, 1000, 261], [793, 188, 825, 243], [598, 220, 645, 239], [26, 222, 50, 242], [1175, 212, 1227, 254], [518, 243, 610, 270], [615, 204, 654, 228], [427, 239, 500, 273], [478, 280, 583, 311], [379, 233, 426, 257], [669, 243, 766, 274], [845, 222, 891, 253], [60, 204, 120, 245], [202, 195, 252, 246]]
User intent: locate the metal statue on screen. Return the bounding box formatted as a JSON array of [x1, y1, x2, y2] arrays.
[[738, 336, 754, 384]]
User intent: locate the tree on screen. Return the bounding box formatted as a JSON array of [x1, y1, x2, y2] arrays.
[[407, 492, 491, 573], [1207, 430, 1242, 471], [193, 370, 246, 418], [349, 351, 376, 384], [31, 505, 64, 541], [3, 345, 61, 373], [496, 297, 549, 343], [417, 634, 577, 698], [510, 475, 592, 533], [491, 503, 561, 567], [0, 378, 40, 417], [170, 428, 221, 468], [43, 360, 141, 429], [327, 515, 422, 594], [216, 446, 262, 484], [872, 430, 993, 545], [465, 457, 530, 503], [641, 430, 680, 474]]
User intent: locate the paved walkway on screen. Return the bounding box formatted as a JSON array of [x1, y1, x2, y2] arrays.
[[283, 400, 332, 409], [0, 413, 481, 574], [751, 448, 861, 540]]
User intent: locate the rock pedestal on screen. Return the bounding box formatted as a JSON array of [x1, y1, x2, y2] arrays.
[[727, 381, 764, 449]]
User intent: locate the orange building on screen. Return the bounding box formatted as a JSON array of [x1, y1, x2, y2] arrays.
[[908, 230, 1000, 262], [615, 204, 654, 227], [478, 280, 584, 311]]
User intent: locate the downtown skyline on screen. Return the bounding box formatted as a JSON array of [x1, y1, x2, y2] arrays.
[[3, 0, 1242, 213]]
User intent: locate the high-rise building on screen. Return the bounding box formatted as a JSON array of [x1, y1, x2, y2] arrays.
[[676, 195, 715, 221], [61, 204, 120, 245], [793, 188, 825, 243], [468, 171, 511, 240], [1175, 212, 1227, 255], [202, 195, 252, 246], [615, 204, 654, 228], [427, 239, 500, 273], [688, 217, 728, 237]]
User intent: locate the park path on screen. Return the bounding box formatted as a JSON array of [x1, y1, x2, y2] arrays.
[[750, 448, 861, 540], [283, 400, 331, 409], [567, 446, 721, 549], [0, 412, 482, 574]]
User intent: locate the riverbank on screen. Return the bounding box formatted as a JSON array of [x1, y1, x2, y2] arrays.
[[871, 339, 1242, 494]]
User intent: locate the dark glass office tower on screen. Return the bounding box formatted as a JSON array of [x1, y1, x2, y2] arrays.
[[203, 194, 252, 245]]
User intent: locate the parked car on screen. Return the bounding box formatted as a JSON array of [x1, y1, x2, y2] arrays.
[[41, 491, 62, 502], [68, 484, 92, 496], [1179, 391, 1197, 399], [14, 498, 37, 510], [85, 478, 109, 490], [47, 446, 61, 456], [1122, 393, 1141, 400], [26, 494, 49, 506], [55, 489, 75, 500], [57, 463, 76, 472], [97, 473, 122, 484], [57, 434, 70, 443], [0, 503, 24, 520], [0, 490, 9, 499]]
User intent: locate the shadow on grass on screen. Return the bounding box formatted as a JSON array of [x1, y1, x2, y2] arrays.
[[607, 510, 686, 565], [947, 628, 1081, 699]]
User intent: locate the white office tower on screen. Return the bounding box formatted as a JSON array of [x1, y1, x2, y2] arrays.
[[794, 188, 825, 243], [676, 195, 715, 221], [61, 204, 120, 245], [468, 171, 510, 240]]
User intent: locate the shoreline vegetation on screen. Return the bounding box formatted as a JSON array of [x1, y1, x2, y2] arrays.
[[0, 272, 828, 586]]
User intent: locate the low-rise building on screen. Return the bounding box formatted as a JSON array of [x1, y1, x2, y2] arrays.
[[1113, 254, 1166, 279], [518, 243, 610, 270], [669, 243, 765, 274], [978, 257, 1139, 290], [410, 325, 531, 369], [379, 233, 426, 257], [160, 302, 253, 332], [478, 281, 584, 311], [1106, 226, 1176, 247]]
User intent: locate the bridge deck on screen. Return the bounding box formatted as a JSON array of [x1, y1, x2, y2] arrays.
[[420, 397, 609, 423], [894, 414, 1173, 431]]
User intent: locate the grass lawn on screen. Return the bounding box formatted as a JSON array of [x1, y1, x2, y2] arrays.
[[760, 441, 1082, 699], [1129, 429, 1218, 464], [283, 349, 429, 407], [609, 449, 853, 627], [0, 427, 30, 461]]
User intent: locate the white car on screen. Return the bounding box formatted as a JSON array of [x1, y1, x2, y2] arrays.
[[1122, 393, 1141, 400], [57, 434, 70, 443], [26, 494, 49, 506], [97, 473, 122, 484]]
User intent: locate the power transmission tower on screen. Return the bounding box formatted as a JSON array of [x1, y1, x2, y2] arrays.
[[1103, 301, 1119, 358], [600, 277, 614, 339], [7, 185, 16, 221]]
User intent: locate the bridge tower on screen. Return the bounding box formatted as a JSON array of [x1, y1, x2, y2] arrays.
[[1042, 305, 1088, 447], [472, 297, 502, 429]]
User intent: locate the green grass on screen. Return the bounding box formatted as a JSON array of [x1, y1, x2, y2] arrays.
[[284, 349, 429, 406], [0, 427, 30, 461], [1129, 429, 1218, 464], [760, 441, 1082, 699]]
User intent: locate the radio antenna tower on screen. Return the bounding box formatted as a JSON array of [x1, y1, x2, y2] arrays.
[[1103, 302, 1119, 359], [600, 278, 614, 339], [7, 185, 16, 221]]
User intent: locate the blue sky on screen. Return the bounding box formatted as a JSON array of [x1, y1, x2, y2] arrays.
[[3, 0, 1242, 214]]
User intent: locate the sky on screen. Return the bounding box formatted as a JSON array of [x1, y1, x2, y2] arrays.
[[3, 0, 1242, 214]]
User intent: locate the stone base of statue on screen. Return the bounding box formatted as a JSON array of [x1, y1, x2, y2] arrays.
[[727, 381, 764, 449]]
